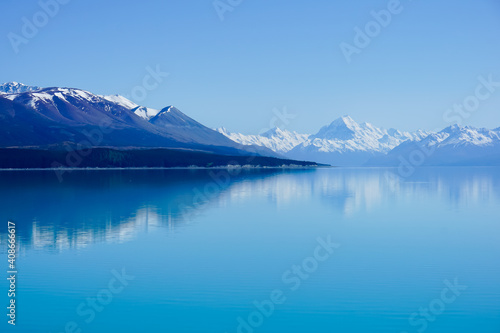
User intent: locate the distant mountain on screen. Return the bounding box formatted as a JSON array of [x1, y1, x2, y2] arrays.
[[217, 127, 309, 154], [0, 82, 40, 94], [287, 116, 429, 166], [220, 116, 430, 166], [366, 125, 500, 166], [0, 83, 275, 157]]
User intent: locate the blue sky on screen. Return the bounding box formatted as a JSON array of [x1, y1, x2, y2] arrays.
[[1, 0, 500, 133]]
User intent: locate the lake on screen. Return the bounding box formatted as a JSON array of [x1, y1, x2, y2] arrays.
[[1, 167, 499, 333]]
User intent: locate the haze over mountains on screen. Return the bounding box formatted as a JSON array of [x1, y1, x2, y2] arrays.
[[1, 82, 499, 167]]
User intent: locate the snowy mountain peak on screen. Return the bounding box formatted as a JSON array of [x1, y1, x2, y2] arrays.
[[0, 82, 41, 94], [368, 124, 500, 166], [217, 127, 309, 154], [260, 127, 289, 138], [0, 84, 263, 155], [100, 94, 160, 120], [328, 115, 358, 130], [101, 94, 137, 108], [218, 115, 434, 165], [410, 125, 499, 151], [150, 106, 204, 129], [337, 115, 357, 125], [2, 86, 108, 107], [216, 127, 230, 135], [286, 116, 433, 166], [162, 106, 177, 114], [3, 84, 163, 121], [313, 115, 361, 140], [157, 105, 177, 115], [441, 125, 498, 147], [443, 124, 463, 133], [387, 128, 402, 137]]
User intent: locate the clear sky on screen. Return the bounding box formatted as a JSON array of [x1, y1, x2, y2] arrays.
[[1, 0, 500, 134]]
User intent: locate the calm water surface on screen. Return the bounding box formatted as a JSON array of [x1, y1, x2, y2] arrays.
[[0, 167, 499, 333]]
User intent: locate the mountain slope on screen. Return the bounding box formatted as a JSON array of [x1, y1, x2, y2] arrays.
[[366, 125, 500, 166], [218, 116, 430, 166], [0, 82, 41, 94], [150, 106, 262, 149], [0, 84, 275, 157], [217, 127, 309, 154], [287, 116, 429, 166], [101, 94, 160, 120], [0, 87, 175, 148]]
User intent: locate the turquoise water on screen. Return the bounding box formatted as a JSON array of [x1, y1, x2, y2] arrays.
[[0, 167, 499, 333]]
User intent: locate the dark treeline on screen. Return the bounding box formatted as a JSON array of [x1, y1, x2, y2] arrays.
[[0, 148, 322, 169]]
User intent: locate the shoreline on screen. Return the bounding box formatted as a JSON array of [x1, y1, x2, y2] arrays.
[[0, 165, 331, 171]]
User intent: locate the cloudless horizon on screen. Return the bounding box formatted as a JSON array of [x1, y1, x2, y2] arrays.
[[1, 0, 500, 134]]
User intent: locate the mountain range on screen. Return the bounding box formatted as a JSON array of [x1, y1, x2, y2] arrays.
[[0, 82, 274, 157], [218, 116, 430, 166], [1, 82, 499, 167], [218, 117, 500, 167], [366, 124, 500, 167]]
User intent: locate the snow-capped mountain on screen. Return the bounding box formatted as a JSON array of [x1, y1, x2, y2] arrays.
[[286, 116, 430, 166], [311, 116, 428, 151], [0, 83, 275, 156], [148, 106, 271, 149], [217, 127, 309, 154], [100, 94, 160, 120], [366, 125, 500, 166], [0, 82, 40, 94], [219, 116, 430, 166], [436, 124, 500, 148]]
